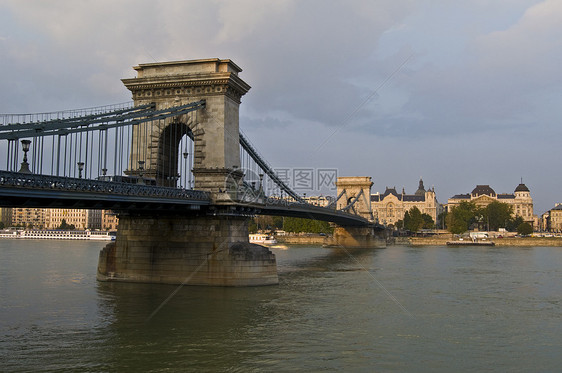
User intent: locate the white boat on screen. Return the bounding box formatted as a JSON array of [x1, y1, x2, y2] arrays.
[[0, 229, 116, 241], [0, 231, 18, 238], [249, 233, 277, 245]]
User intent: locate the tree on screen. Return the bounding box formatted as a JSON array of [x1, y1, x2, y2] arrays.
[[517, 222, 533, 236], [248, 219, 258, 233], [272, 216, 284, 230], [404, 207, 424, 232], [250, 216, 284, 233], [446, 201, 477, 234], [421, 213, 434, 229], [506, 216, 524, 232], [482, 202, 513, 231], [437, 211, 447, 229], [58, 219, 75, 230], [283, 217, 333, 234]]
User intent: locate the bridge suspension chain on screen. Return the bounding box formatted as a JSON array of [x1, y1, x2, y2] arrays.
[[0, 101, 205, 140], [0, 102, 134, 127], [239, 131, 304, 203], [0, 101, 204, 186]]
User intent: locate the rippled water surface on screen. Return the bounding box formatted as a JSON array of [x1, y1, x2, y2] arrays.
[[1, 240, 561, 372]]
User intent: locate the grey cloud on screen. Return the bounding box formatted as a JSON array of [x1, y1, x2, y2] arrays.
[[1, 0, 561, 213]]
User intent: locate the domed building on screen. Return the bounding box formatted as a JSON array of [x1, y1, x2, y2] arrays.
[[447, 182, 535, 227]]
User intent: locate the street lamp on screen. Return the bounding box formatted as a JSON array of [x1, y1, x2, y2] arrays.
[[182, 152, 189, 189], [18, 139, 32, 174], [258, 173, 264, 195], [77, 162, 84, 179], [138, 160, 145, 184]]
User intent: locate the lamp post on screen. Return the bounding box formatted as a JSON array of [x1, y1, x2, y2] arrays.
[[258, 173, 264, 196], [18, 139, 32, 174], [77, 162, 84, 179], [138, 160, 145, 184], [183, 152, 188, 188]]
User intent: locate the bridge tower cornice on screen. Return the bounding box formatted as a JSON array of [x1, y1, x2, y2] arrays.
[[122, 59, 251, 104]]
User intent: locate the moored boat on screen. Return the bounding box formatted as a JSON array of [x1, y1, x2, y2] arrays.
[[446, 240, 495, 246], [0, 229, 116, 241], [249, 233, 277, 245]]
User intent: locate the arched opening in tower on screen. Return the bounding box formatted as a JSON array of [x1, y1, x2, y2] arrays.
[[156, 121, 194, 188]]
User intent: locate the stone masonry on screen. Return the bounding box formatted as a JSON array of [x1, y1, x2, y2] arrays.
[[97, 214, 278, 286], [121, 58, 250, 193]]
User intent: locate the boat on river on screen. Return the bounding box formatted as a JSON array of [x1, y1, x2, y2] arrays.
[[249, 233, 277, 245], [0, 229, 116, 241], [446, 239, 495, 246]]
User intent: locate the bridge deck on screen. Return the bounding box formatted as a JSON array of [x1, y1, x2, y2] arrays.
[[0, 171, 381, 228]]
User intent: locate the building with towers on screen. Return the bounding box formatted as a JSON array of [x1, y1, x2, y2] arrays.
[[370, 178, 439, 226], [446, 182, 535, 227]]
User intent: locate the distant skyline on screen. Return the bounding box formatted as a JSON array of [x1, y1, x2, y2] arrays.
[[1, 0, 561, 213]]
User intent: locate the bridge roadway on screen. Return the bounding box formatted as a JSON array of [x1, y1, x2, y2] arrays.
[[0, 171, 379, 228]]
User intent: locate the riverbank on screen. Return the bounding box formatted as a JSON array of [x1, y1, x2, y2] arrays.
[[275, 234, 328, 245], [275, 233, 562, 247], [406, 236, 562, 247]]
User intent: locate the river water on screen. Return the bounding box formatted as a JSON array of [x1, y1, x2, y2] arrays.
[[0, 240, 560, 372]]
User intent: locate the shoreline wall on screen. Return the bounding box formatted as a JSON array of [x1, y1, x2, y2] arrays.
[[275, 234, 562, 247], [407, 236, 562, 247], [275, 235, 328, 245]]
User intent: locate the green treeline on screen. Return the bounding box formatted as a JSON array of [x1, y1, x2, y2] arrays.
[[282, 217, 333, 234], [445, 201, 532, 235], [248, 215, 333, 234], [395, 206, 434, 232]]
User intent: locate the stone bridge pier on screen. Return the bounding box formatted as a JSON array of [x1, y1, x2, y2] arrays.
[[97, 214, 278, 286], [97, 59, 278, 286]]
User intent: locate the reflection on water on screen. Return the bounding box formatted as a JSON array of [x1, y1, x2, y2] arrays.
[[1, 240, 561, 372]]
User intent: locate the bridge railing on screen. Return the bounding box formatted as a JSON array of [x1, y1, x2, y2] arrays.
[[0, 102, 135, 127], [0, 170, 210, 201]]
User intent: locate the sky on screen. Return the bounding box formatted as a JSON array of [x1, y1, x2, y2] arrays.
[[1, 0, 561, 214]]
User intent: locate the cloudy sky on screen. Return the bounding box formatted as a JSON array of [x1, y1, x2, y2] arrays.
[[1, 0, 561, 213]]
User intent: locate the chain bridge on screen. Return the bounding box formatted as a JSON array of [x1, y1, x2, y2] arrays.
[[0, 59, 383, 286]]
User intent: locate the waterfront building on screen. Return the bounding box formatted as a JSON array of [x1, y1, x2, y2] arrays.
[[102, 210, 119, 231], [447, 183, 535, 227], [45, 209, 89, 230], [303, 195, 333, 207], [370, 179, 440, 227], [6, 208, 118, 231], [540, 211, 548, 231], [0, 208, 12, 227], [543, 203, 562, 232], [12, 208, 47, 229], [88, 210, 103, 230]]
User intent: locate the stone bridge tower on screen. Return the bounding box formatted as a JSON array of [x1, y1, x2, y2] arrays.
[[97, 59, 278, 287], [121, 59, 250, 193], [335, 176, 373, 220], [331, 176, 386, 248]]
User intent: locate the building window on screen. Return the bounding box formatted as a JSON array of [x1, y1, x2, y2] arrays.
[[387, 203, 394, 218]]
